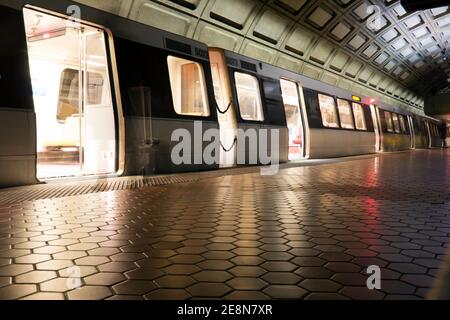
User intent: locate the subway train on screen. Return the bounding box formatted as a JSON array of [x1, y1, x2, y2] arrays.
[[0, 0, 445, 188]]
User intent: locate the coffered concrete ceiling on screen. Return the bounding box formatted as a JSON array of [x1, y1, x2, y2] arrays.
[[74, 0, 450, 112]]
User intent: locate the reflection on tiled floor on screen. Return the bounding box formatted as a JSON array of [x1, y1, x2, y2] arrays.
[[0, 149, 449, 300]]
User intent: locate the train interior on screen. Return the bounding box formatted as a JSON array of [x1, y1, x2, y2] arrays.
[[23, 7, 116, 180]]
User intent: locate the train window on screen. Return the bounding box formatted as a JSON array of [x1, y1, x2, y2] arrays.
[[384, 111, 394, 132], [234, 72, 264, 121], [352, 103, 367, 130], [57, 69, 79, 123], [392, 113, 401, 133], [87, 73, 105, 105], [337, 99, 354, 129], [57, 69, 104, 123], [399, 115, 407, 133], [167, 56, 210, 117], [318, 94, 339, 128]]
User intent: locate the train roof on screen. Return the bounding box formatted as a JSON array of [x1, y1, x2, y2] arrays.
[[222, 49, 436, 121], [1, 0, 210, 62]]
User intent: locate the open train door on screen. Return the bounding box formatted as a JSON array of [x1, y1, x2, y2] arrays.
[[370, 105, 382, 152], [209, 48, 238, 168], [23, 6, 117, 180], [280, 79, 306, 160]]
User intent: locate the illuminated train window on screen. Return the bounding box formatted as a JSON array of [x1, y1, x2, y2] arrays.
[[337, 99, 354, 129], [318, 94, 339, 128], [392, 113, 401, 133], [234, 72, 264, 121], [167, 56, 210, 117], [352, 103, 367, 130], [384, 111, 394, 132]]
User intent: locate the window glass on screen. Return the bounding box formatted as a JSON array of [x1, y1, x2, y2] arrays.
[[167, 56, 210, 117], [57, 69, 79, 123], [384, 111, 394, 132], [234, 72, 264, 121], [392, 113, 401, 133], [87, 72, 104, 105], [352, 103, 367, 130], [399, 115, 407, 133], [318, 94, 339, 128], [57, 69, 104, 123], [337, 99, 354, 129]]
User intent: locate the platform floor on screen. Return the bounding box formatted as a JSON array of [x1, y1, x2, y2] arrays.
[[0, 149, 449, 300]]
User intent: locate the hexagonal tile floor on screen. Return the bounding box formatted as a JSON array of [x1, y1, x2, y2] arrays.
[[0, 149, 449, 300]]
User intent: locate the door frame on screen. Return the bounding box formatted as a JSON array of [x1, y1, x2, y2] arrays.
[[370, 105, 381, 152], [24, 5, 125, 180], [280, 78, 309, 160]]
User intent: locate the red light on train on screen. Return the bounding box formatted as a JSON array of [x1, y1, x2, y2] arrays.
[[362, 97, 377, 105], [28, 29, 66, 42]]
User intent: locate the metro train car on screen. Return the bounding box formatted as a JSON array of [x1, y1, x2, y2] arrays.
[[0, 0, 442, 188]]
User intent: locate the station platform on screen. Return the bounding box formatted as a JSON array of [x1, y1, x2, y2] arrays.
[[0, 149, 449, 300]]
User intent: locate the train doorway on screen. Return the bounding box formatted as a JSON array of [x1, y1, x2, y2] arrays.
[[23, 7, 116, 180], [280, 79, 305, 160], [370, 105, 382, 152], [408, 116, 415, 148], [209, 48, 238, 168]]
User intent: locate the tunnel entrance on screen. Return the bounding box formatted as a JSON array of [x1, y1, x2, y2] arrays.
[[23, 7, 116, 180]]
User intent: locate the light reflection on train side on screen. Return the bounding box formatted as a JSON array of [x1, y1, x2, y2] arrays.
[[362, 158, 380, 217]]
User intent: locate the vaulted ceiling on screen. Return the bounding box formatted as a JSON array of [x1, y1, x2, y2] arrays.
[[75, 0, 450, 112]]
